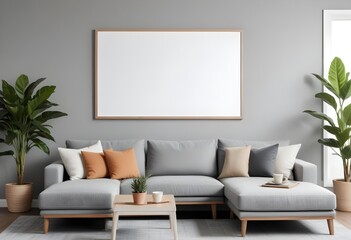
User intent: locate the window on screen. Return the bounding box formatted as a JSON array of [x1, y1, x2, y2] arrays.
[[323, 10, 351, 186]]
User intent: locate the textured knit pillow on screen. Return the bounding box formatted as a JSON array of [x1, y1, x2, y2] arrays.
[[58, 140, 103, 180], [81, 151, 109, 179], [104, 148, 140, 179], [275, 144, 301, 178], [218, 146, 251, 178], [249, 144, 279, 177]]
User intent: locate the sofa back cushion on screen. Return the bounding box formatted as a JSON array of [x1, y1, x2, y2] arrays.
[[217, 139, 290, 176], [146, 140, 217, 176], [66, 139, 145, 176]]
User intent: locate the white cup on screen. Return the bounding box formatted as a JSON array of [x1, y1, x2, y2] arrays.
[[152, 191, 163, 203], [273, 173, 287, 184]]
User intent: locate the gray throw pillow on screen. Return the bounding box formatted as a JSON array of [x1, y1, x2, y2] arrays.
[[249, 144, 279, 177]]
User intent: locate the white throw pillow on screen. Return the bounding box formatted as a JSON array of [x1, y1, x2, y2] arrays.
[[58, 140, 103, 180], [274, 144, 301, 178]]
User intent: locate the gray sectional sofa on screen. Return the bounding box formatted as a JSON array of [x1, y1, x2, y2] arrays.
[[39, 139, 336, 237]]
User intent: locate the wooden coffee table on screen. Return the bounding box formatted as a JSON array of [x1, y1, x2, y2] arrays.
[[111, 194, 178, 240]]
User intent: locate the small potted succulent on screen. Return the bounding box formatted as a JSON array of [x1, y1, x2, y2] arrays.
[[131, 175, 149, 205]]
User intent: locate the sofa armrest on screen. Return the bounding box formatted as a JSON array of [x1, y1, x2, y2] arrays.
[[293, 159, 317, 184], [44, 161, 65, 189]]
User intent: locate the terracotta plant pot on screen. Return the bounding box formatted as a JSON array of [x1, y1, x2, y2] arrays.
[[5, 182, 33, 213], [333, 179, 351, 212], [132, 192, 147, 205]]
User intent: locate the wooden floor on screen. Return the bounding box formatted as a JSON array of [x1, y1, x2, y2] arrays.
[[0, 208, 39, 233], [0, 208, 350, 233], [335, 210, 351, 229]]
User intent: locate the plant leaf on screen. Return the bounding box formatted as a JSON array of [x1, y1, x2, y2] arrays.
[[328, 57, 346, 96], [318, 138, 340, 148], [0, 150, 14, 156], [15, 74, 29, 99], [312, 74, 338, 96], [341, 79, 351, 100], [2, 80, 18, 105], [303, 110, 336, 127], [323, 125, 340, 136], [31, 120, 51, 134], [0, 109, 8, 119], [27, 86, 55, 117], [4, 131, 18, 145], [343, 103, 351, 125], [35, 131, 55, 142], [36, 111, 67, 123], [341, 146, 351, 159], [337, 128, 351, 146], [31, 138, 50, 154], [315, 92, 337, 110], [23, 78, 46, 103]]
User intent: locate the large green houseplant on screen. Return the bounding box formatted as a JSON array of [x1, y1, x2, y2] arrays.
[[0, 74, 67, 212], [304, 56, 351, 211]]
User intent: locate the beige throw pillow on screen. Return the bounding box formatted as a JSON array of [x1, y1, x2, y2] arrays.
[[275, 144, 301, 178], [218, 146, 251, 179]]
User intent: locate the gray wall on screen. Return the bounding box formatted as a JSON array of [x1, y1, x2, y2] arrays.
[[1, 0, 351, 199]]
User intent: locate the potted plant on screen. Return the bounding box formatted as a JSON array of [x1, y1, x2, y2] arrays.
[[0, 74, 67, 212], [304, 56, 351, 211], [131, 175, 149, 205]]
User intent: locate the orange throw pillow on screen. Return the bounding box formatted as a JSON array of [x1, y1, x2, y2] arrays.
[[81, 151, 109, 179], [104, 148, 140, 179]]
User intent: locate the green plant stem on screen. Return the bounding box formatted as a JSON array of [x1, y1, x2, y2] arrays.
[[336, 97, 351, 182], [13, 134, 27, 185]]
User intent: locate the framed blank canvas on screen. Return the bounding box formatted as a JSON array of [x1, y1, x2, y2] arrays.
[[95, 30, 242, 119]]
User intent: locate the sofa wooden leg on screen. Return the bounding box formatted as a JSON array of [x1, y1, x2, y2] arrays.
[[241, 220, 247, 237], [43, 218, 49, 234], [327, 219, 334, 235], [211, 204, 217, 219]]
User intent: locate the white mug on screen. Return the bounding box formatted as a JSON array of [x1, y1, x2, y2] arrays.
[[152, 191, 163, 203], [273, 173, 287, 184]]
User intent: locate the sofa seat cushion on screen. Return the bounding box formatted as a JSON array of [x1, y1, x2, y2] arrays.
[[221, 177, 336, 211], [120, 176, 224, 197], [39, 179, 120, 210]]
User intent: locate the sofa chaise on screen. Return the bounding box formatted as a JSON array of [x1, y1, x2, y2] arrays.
[[39, 139, 336, 237]]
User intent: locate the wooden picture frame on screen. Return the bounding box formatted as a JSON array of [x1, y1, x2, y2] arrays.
[[95, 30, 243, 119]]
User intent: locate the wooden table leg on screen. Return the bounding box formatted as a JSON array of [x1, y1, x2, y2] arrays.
[[169, 212, 178, 240], [111, 213, 119, 240]]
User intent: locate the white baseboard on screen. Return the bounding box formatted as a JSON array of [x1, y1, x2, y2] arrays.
[[0, 199, 38, 208]]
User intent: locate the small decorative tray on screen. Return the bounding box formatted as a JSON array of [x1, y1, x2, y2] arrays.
[[119, 201, 170, 205], [266, 180, 289, 185]]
